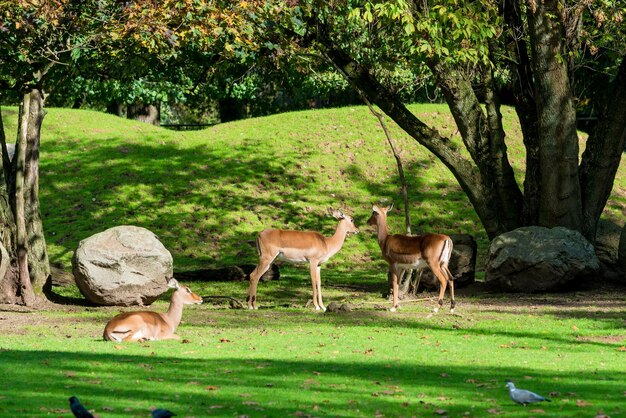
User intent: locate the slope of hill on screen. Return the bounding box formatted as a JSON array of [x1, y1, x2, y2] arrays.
[[1, 104, 624, 273]]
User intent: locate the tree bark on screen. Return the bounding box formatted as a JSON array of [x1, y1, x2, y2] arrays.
[[526, 0, 583, 230], [15, 93, 36, 306], [128, 102, 161, 126], [500, 0, 542, 226], [0, 106, 18, 304], [106, 101, 126, 117], [430, 59, 523, 233], [25, 88, 50, 293], [579, 57, 626, 241]]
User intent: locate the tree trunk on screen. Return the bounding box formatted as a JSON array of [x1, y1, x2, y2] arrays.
[[106, 101, 126, 117], [501, 0, 541, 226], [319, 39, 518, 239], [579, 58, 626, 241], [219, 98, 247, 123], [25, 89, 50, 293], [0, 106, 18, 304], [15, 93, 36, 306], [128, 102, 160, 126], [430, 59, 523, 233], [527, 0, 583, 230]]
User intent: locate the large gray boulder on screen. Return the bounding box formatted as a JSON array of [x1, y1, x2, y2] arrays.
[[72, 226, 173, 306], [485, 226, 600, 292], [596, 219, 624, 284]]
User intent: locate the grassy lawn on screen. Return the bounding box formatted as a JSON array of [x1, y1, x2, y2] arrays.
[[0, 105, 624, 417], [0, 281, 624, 417]]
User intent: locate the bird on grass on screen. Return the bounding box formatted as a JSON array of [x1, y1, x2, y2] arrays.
[[69, 396, 95, 418], [152, 409, 177, 418], [505, 380, 551, 406]]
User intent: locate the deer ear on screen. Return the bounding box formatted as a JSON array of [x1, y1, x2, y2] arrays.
[[372, 205, 381, 214], [167, 278, 179, 289], [331, 209, 344, 219]]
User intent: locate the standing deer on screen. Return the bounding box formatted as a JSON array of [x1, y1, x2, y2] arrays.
[[247, 209, 359, 311], [367, 204, 455, 314], [103, 278, 202, 342]]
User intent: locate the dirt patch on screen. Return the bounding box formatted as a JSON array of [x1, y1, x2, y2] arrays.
[[577, 335, 626, 344]]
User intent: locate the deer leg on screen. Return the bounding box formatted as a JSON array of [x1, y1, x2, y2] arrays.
[[248, 256, 274, 309], [309, 261, 320, 310], [442, 264, 456, 313], [315, 264, 325, 312], [390, 265, 399, 312], [430, 264, 448, 314]]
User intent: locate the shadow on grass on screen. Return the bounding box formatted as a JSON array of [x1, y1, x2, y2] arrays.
[[0, 349, 623, 417]]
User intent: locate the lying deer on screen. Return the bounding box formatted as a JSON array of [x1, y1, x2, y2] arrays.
[[103, 278, 202, 342], [367, 204, 456, 314], [247, 209, 359, 311]]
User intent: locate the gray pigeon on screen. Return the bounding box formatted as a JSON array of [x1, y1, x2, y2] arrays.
[[505, 380, 551, 405], [68, 396, 95, 418], [152, 408, 177, 418]]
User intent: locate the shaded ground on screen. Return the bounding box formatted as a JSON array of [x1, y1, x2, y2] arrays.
[[1, 281, 624, 335]]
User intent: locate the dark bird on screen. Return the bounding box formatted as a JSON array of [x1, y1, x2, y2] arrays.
[[69, 396, 95, 418], [505, 380, 551, 405], [152, 408, 177, 418]]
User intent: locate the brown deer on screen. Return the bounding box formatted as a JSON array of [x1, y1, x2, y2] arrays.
[[103, 278, 202, 342], [247, 209, 359, 311], [367, 204, 455, 313]]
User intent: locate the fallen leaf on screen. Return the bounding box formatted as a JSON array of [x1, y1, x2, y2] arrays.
[[242, 401, 258, 406], [205, 385, 219, 391], [617, 346, 626, 352], [530, 409, 545, 413], [435, 409, 447, 415], [219, 338, 231, 343], [440, 373, 449, 378], [487, 409, 502, 414], [576, 399, 592, 407], [209, 405, 224, 409], [181, 339, 191, 344]]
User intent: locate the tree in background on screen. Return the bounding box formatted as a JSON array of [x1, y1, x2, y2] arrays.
[[252, 0, 625, 243], [0, 0, 251, 305]]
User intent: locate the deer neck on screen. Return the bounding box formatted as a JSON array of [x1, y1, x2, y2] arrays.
[[325, 221, 349, 258], [375, 216, 389, 248], [163, 291, 184, 331]]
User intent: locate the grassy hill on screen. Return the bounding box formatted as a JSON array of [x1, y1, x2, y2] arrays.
[[1, 105, 625, 418], [2, 104, 625, 275]]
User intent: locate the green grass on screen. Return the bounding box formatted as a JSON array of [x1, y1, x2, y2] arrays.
[[0, 105, 625, 417], [0, 289, 624, 417], [3, 104, 626, 271]]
